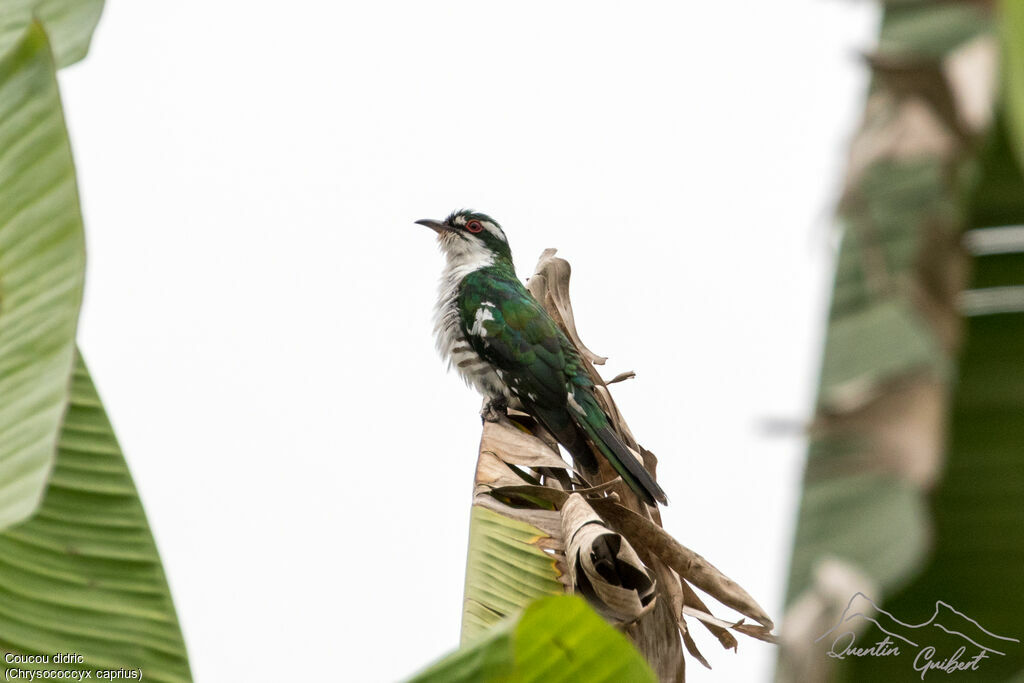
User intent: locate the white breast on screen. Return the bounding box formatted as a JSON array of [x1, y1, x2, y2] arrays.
[[433, 252, 510, 401]]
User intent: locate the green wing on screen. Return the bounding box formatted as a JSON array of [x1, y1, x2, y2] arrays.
[[458, 268, 667, 506], [458, 268, 581, 409]]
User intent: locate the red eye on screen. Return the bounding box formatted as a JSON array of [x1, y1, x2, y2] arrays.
[[465, 219, 484, 234]]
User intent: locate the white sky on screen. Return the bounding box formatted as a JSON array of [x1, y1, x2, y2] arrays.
[[58, 2, 879, 681]]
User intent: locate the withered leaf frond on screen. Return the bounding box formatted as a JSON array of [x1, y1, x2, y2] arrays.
[[460, 251, 775, 679]]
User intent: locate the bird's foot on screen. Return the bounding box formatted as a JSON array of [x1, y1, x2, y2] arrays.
[[481, 397, 509, 423]]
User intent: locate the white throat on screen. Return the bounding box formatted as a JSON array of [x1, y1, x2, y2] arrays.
[[429, 230, 512, 402], [433, 238, 495, 361]]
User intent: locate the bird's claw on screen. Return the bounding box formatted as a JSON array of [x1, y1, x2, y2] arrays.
[[481, 398, 509, 423]]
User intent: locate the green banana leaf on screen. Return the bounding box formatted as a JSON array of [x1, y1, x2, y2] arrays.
[[0, 353, 192, 682], [840, 113, 1024, 683], [410, 595, 656, 683], [783, 0, 994, 605], [462, 504, 565, 644], [780, 2, 1024, 681], [0, 0, 105, 68], [1001, 0, 1024, 170], [0, 13, 191, 681], [0, 21, 87, 530]]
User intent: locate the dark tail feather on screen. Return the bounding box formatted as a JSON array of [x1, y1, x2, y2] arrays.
[[525, 397, 668, 506], [526, 404, 599, 474], [592, 423, 668, 506]]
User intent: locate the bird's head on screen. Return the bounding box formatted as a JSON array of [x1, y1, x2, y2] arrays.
[[416, 210, 513, 268]]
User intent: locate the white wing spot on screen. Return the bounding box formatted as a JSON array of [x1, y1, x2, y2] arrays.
[[470, 304, 496, 338], [567, 392, 587, 417]]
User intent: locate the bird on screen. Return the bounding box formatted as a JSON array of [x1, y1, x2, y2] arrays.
[[417, 209, 668, 506]]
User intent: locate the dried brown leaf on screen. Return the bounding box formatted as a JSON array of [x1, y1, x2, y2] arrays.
[[682, 624, 712, 670], [733, 623, 778, 645], [489, 484, 569, 507], [561, 494, 656, 623], [682, 606, 776, 645], [681, 581, 739, 651], [682, 605, 741, 631], [590, 499, 775, 629], [528, 249, 608, 365], [606, 370, 637, 385], [481, 415, 573, 472], [474, 451, 527, 489]]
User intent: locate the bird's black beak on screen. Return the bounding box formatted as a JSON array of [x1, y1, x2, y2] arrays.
[[415, 218, 448, 233]]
